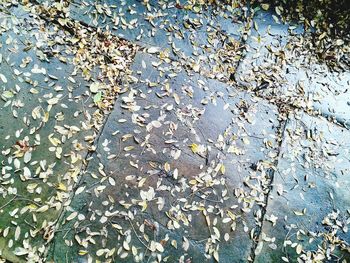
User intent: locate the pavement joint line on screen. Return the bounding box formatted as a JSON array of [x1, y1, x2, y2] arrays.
[[250, 116, 289, 262], [43, 78, 134, 260], [233, 2, 253, 84]]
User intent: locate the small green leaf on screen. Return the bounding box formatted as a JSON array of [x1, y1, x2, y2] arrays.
[[94, 91, 102, 103], [2, 90, 14, 99]]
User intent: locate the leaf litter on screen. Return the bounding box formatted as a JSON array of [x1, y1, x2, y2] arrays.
[[0, 0, 349, 262]]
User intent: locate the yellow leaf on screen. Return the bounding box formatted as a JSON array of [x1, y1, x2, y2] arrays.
[[138, 177, 147, 187], [189, 143, 199, 153], [189, 179, 197, 185], [220, 164, 225, 174], [164, 162, 170, 172], [139, 200, 147, 211], [27, 204, 37, 210], [56, 183, 67, 191], [193, 5, 201, 13], [48, 134, 60, 146], [227, 210, 236, 221], [261, 3, 270, 10], [173, 93, 180, 104], [43, 112, 49, 123], [171, 240, 177, 248]]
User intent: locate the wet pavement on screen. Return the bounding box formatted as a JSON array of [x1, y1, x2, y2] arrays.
[[237, 11, 350, 128], [0, 1, 349, 262], [255, 112, 350, 262], [0, 5, 94, 261], [68, 0, 248, 82], [48, 52, 279, 262]]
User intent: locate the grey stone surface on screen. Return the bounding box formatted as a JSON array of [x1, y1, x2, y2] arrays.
[[2, 1, 350, 262], [237, 10, 350, 128], [255, 112, 350, 262], [68, 0, 246, 80], [49, 52, 280, 262], [285, 57, 350, 128], [69, 0, 243, 50], [0, 5, 101, 261]]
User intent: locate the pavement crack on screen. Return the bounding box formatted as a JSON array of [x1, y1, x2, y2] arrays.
[[249, 115, 289, 262]]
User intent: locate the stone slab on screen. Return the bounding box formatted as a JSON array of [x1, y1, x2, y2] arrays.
[[68, 0, 246, 81], [236, 9, 350, 128], [255, 112, 350, 262], [0, 4, 114, 261], [49, 52, 280, 262]]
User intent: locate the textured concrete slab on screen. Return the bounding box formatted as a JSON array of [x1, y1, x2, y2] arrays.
[[255, 112, 350, 262], [48, 52, 280, 262]]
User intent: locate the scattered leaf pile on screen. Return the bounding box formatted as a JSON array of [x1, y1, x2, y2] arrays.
[[255, 0, 350, 37], [0, 0, 136, 261], [0, 0, 349, 262], [253, 0, 350, 70]]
